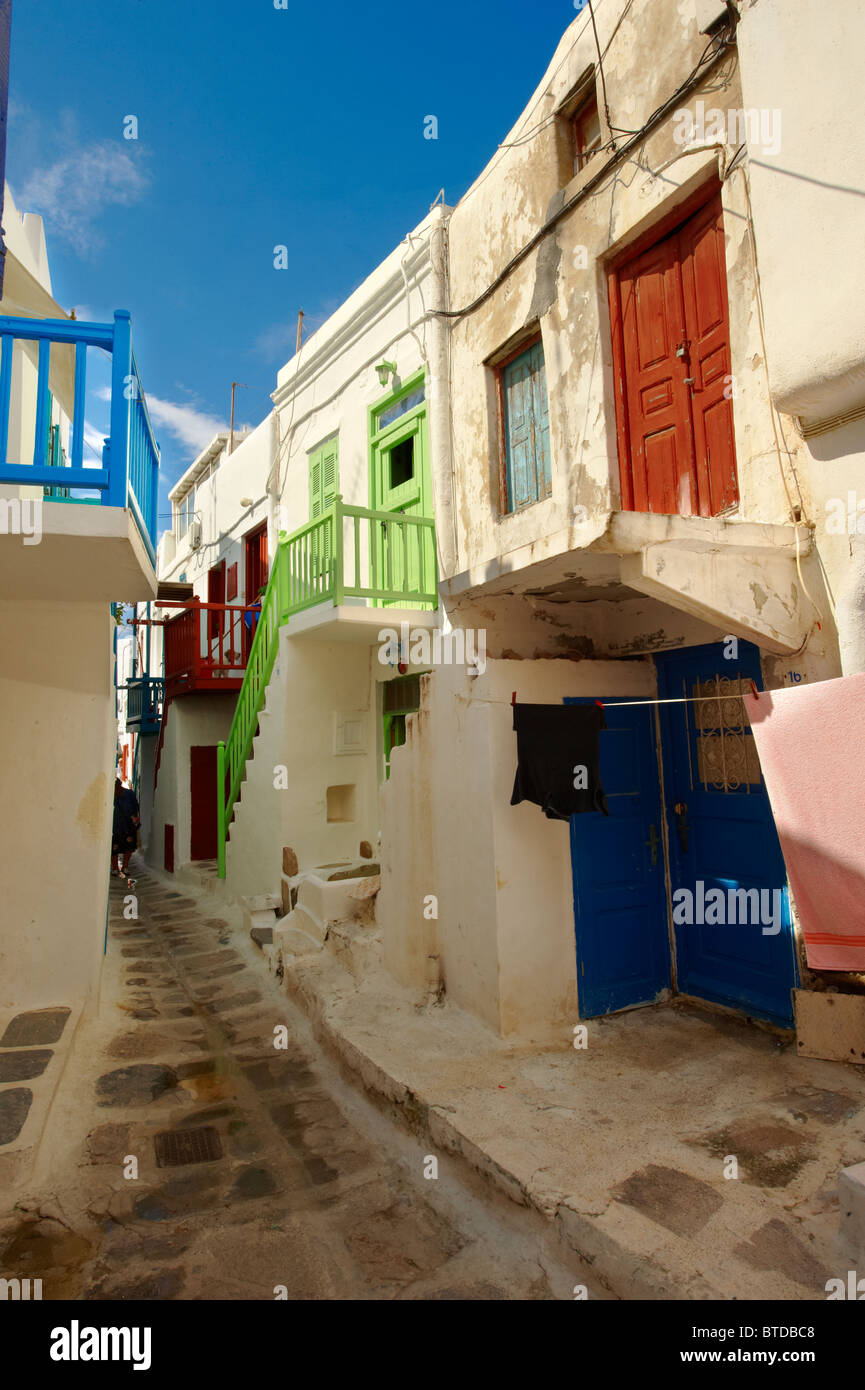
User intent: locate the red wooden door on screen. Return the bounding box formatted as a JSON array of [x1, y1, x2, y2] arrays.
[[613, 191, 738, 517], [164, 824, 175, 874], [190, 745, 218, 861], [617, 235, 696, 514], [243, 523, 268, 661], [679, 197, 738, 514], [207, 560, 226, 654]]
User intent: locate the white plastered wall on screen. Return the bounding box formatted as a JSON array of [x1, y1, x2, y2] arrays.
[[0, 599, 115, 1011], [225, 629, 380, 899], [147, 692, 237, 872], [381, 656, 656, 1039]]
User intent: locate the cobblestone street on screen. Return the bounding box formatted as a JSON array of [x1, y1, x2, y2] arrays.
[[0, 865, 559, 1300]]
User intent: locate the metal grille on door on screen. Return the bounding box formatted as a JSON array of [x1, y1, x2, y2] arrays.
[[692, 675, 762, 793]]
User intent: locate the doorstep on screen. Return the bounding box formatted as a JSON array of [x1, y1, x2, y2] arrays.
[[278, 951, 865, 1300], [0, 1003, 82, 1190]]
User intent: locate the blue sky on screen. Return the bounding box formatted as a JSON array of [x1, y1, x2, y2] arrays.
[[7, 0, 575, 522]]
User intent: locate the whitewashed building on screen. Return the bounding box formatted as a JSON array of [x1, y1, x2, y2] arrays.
[[378, 0, 858, 1040]]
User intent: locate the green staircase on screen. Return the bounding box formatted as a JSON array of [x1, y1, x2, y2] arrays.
[[217, 496, 436, 877]]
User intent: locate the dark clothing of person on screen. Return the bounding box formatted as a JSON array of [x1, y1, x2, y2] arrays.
[[510, 702, 609, 820], [113, 786, 140, 853], [244, 599, 262, 635]]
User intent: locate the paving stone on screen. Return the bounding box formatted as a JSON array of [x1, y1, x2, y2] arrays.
[[773, 1085, 861, 1126], [87, 1122, 132, 1163], [0, 1088, 33, 1144], [343, 1194, 465, 1283], [96, 1064, 179, 1107], [175, 1058, 217, 1080], [0, 1049, 53, 1082], [135, 1171, 222, 1219], [613, 1163, 724, 1237], [696, 1118, 814, 1188], [229, 1164, 279, 1199], [100, 1230, 193, 1262], [173, 1105, 239, 1128], [0, 1008, 70, 1047], [84, 1267, 187, 1300], [735, 1217, 831, 1289], [203, 962, 248, 980], [202, 990, 261, 1015], [243, 1057, 316, 1092], [227, 1124, 264, 1158]]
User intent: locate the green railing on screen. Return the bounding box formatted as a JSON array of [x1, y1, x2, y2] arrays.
[[217, 495, 437, 876]]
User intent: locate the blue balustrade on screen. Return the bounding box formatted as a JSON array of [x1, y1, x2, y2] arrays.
[[0, 309, 160, 563]]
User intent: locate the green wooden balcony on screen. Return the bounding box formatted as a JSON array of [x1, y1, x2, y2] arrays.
[[217, 497, 437, 876]]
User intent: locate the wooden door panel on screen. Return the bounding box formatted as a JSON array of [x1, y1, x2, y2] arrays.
[[620, 239, 695, 514], [679, 197, 738, 514], [613, 188, 738, 518], [190, 745, 218, 861]]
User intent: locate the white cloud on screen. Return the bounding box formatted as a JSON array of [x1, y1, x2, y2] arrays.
[[83, 421, 108, 461], [145, 396, 226, 456], [93, 385, 226, 458], [18, 139, 150, 255]]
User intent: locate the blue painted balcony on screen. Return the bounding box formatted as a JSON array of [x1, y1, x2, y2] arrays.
[[0, 310, 160, 602], [125, 675, 165, 735]]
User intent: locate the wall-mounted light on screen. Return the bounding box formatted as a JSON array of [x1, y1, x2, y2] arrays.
[[375, 360, 397, 387], [240, 497, 253, 507]]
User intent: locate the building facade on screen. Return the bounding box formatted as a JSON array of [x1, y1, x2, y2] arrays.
[[379, 0, 855, 1040], [0, 188, 158, 1012]]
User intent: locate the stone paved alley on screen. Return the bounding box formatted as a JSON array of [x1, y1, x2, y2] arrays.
[[0, 862, 565, 1300]]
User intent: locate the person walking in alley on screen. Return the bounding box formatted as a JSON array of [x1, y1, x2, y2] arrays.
[[244, 585, 266, 645], [112, 776, 140, 879]]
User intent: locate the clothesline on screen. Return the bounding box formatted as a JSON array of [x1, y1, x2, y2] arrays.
[[471, 683, 760, 709]]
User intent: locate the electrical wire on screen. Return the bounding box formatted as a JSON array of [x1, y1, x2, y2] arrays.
[[433, 26, 737, 323], [588, 0, 616, 152]]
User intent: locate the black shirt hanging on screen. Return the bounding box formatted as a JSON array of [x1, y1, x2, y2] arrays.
[[510, 702, 609, 820]]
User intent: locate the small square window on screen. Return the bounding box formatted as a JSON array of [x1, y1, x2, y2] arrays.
[[389, 437, 415, 489], [326, 784, 356, 823], [572, 94, 602, 173]]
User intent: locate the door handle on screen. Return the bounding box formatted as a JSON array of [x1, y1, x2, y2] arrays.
[[673, 801, 689, 853], [683, 377, 696, 386], [644, 823, 659, 867]]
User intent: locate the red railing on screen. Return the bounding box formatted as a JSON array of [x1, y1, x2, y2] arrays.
[[159, 599, 257, 698]]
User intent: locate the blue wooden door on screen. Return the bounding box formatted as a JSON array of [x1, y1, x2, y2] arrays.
[[567, 698, 671, 1018], [657, 642, 798, 1026]]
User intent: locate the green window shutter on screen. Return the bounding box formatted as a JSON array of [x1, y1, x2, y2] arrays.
[[308, 438, 339, 518], [308, 438, 339, 575], [309, 457, 322, 518]]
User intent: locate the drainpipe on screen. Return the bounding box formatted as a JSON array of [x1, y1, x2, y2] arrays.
[[266, 408, 280, 566], [427, 207, 457, 585]]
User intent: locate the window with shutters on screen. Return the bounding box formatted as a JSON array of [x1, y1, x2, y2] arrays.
[[495, 335, 552, 513], [555, 69, 604, 187], [308, 436, 339, 575]]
